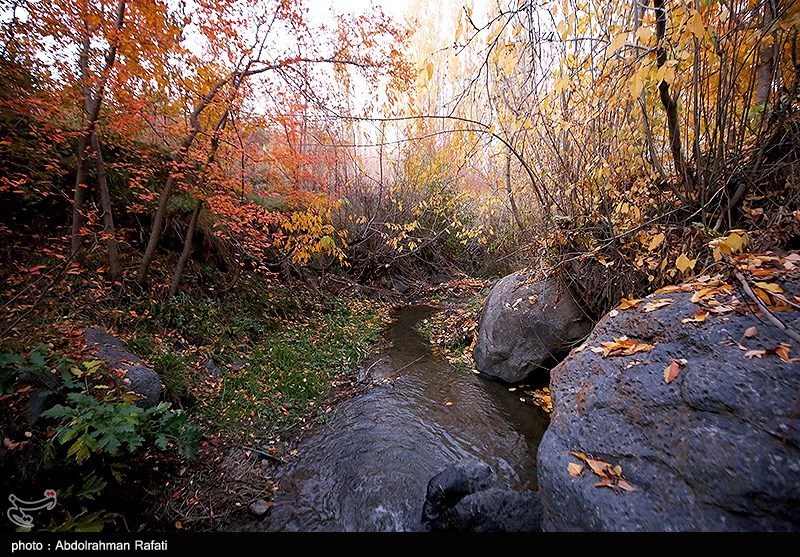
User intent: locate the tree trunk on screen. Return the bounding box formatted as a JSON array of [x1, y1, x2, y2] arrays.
[[756, 0, 777, 107], [653, 0, 688, 186], [137, 172, 176, 283], [506, 151, 525, 231], [90, 133, 120, 280], [168, 200, 202, 297], [70, 134, 90, 254], [70, 0, 127, 254]]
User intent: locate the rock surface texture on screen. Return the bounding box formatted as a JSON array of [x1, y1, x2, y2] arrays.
[[422, 460, 542, 532], [84, 328, 162, 407], [473, 272, 593, 383], [537, 284, 800, 531]]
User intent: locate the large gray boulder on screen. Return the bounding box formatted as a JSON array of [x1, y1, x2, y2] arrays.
[[538, 284, 800, 531], [84, 328, 162, 407], [473, 272, 593, 383]]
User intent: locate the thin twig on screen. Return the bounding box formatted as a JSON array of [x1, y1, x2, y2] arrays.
[[733, 269, 800, 344], [392, 356, 426, 375], [242, 446, 284, 464]]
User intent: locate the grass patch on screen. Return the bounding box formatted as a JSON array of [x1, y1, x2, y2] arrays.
[[205, 297, 386, 439], [149, 349, 192, 406]]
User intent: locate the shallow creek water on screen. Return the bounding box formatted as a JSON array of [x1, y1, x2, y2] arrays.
[[263, 306, 550, 532]]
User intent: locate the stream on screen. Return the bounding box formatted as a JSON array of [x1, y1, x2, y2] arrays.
[[262, 306, 550, 532]]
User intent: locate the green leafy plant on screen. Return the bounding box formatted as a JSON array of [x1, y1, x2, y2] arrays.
[[42, 395, 201, 464]]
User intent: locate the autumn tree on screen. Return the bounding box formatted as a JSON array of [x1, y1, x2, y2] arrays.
[[135, 0, 411, 286]]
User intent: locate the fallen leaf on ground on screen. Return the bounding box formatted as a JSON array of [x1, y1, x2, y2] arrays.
[[3, 437, 27, 451], [664, 358, 687, 384], [676, 253, 697, 273], [567, 462, 584, 477], [648, 233, 665, 251], [642, 298, 674, 312]]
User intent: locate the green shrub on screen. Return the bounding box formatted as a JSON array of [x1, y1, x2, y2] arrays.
[[42, 395, 200, 464]]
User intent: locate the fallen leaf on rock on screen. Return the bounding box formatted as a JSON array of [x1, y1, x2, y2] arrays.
[[624, 360, 649, 369], [723, 339, 749, 350], [690, 286, 732, 304], [753, 288, 773, 306], [681, 311, 708, 324], [608, 309, 620, 318], [592, 336, 654, 357], [663, 359, 687, 383], [619, 297, 643, 310], [654, 285, 683, 295], [708, 304, 735, 314], [745, 344, 792, 362], [585, 458, 611, 476], [775, 343, 791, 362], [642, 298, 674, 312], [594, 478, 636, 492], [744, 326, 758, 338], [567, 462, 584, 477], [571, 451, 635, 492], [755, 282, 784, 294]]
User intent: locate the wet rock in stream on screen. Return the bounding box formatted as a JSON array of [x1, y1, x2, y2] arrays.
[[422, 460, 542, 532]]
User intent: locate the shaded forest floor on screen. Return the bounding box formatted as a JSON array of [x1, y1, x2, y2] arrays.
[[0, 223, 384, 530], [0, 222, 497, 531]]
